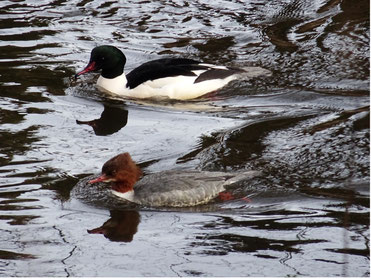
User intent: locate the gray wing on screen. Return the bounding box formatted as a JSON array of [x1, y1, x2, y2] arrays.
[[133, 170, 248, 207]]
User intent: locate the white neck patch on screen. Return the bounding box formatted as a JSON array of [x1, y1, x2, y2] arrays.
[[96, 72, 128, 95], [111, 189, 138, 203]]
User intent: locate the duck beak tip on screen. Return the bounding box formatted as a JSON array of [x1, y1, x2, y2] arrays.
[[89, 175, 106, 184], [75, 61, 97, 79]]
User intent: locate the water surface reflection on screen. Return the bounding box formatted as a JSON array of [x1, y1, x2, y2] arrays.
[[88, 210, 140, 242], [76, 105, 128, 135]]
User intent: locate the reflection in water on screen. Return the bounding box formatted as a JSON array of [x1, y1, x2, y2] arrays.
[[0, 250, 36, 260], [76, 105, 128, 136], [88, 210, 140, 242]]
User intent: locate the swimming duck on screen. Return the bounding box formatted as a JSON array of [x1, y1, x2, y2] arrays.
[[75, 45, 246, 100], [88, 152, 260, 207]]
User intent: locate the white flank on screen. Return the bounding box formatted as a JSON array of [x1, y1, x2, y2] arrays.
[[198, 63, 229, 70], [96, 70, 239, 100]]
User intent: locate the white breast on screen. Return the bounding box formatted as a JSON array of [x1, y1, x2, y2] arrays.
[[111, 189, 139, 204], [96, 73, 128, 95]]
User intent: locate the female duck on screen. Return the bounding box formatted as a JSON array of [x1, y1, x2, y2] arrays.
[[75, 45, 245, 100], [88, 152, 260, 207]]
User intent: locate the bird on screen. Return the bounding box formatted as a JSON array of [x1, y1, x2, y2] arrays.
[[87, 152, 260, 207], [75, 45, 246, 100]]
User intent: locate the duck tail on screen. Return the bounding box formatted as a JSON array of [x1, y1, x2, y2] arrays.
[[226, 170, 262, 185]]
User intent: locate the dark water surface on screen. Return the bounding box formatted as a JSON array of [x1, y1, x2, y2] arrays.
[[0, 0, 369, 277]]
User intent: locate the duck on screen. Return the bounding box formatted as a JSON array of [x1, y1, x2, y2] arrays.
[[75, 45, 246, 100], [88, 152, 260, 207]]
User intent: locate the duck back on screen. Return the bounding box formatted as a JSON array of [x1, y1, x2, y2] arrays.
[[132, 170, 259, 207]]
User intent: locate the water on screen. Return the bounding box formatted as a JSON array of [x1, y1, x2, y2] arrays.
[[0, 0, 369, 276]]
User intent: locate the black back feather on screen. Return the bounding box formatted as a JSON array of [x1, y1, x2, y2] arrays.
[[126, 58, 206, 89]]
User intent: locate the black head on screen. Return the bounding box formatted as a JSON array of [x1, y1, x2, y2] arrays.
[[75, 45, 127, 79]]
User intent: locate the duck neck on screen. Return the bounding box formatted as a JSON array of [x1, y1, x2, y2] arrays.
[[110, 180, 137, 203], [101, 64, 124, 79], [111, 181, 134, 194], [97, 72, 129, 94]]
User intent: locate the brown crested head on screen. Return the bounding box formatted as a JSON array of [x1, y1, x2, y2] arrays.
[[89, 153, 142, 193], [102, 152, 141, 181]]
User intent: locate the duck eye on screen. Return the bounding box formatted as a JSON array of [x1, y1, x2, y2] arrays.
[[95, 56, 105, 62]]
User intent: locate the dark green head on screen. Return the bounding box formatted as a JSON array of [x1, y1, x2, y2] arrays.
[[75, 45, 127, 79]]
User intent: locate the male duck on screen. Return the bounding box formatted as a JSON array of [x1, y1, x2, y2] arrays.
[[75, 45, 245, 100]]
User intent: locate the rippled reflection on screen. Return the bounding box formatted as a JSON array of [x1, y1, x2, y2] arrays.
[[88, 210, 140, 242], [76, 105, 128, 135]]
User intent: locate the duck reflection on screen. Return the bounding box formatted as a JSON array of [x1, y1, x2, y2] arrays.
[[87, 210, 140, 242], [76, 105, 128, 136]]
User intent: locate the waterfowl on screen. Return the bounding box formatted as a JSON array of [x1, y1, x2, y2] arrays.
[[88, 152, 260, 207], [75, 45, 246, 100]]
